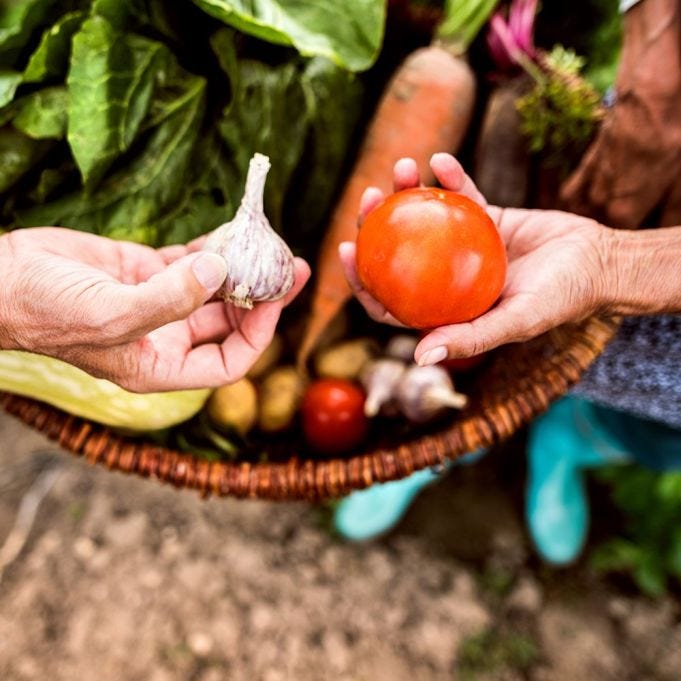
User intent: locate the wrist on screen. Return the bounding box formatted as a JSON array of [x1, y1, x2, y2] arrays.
[[601, 227, 681, 316]]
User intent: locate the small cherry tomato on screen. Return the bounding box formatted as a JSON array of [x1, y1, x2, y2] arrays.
[[301, 379, 368, 455], [356, 188, 507, 329]]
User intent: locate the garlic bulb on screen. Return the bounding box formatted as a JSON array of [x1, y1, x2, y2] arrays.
[[360, 358, 406, 417], [203, 153, 295, 309], [396, 365, 468, 424]]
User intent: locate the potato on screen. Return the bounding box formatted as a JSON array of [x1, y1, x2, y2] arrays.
[[258, 366, 307, 432], [206, 378, 258, 436], [314, 338, 377, 381]]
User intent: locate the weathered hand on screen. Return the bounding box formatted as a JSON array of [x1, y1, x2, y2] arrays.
[[341, 153, 611, 365], [0, 228, 309, 391]]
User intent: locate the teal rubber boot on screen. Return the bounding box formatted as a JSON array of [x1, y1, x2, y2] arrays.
[[334, 450, 486, 541], [526, 397, 631, 564]]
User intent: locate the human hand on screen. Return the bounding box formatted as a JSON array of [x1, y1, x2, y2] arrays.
[[340, 153, 612, 365], [561, 0, 681, 228], [0, 228, 309, 391]]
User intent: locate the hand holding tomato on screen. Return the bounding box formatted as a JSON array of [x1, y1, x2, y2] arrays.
[[340, 153, 611, 365], [356, 186, 506, 329]]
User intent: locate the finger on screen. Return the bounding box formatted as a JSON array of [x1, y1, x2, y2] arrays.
[[106, 252, 227, 342], [414, 295, 547, 364], [157, 243, 191, 264], [157, 233, 211, 264], [170, 260, 310, 388], [282, 257, 311, 305], [186, 301, 231, 346], [359, 187, 385, 225], [393, 157, 420, 192], [430, 153, 488, 207], [186, 234, 209, 252], [338, 242, 405, 327]]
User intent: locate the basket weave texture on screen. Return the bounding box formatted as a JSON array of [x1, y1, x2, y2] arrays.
[[1, 316, 619, 500]]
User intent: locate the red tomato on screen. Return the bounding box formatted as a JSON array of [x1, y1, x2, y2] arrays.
[[356, 188, 507, 329], [301, 379, 368, 455]]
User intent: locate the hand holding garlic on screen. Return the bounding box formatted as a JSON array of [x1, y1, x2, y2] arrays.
[[0, 157, 310, 393]]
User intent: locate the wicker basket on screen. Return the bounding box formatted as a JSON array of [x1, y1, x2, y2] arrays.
[[0, 315, 619, 501]]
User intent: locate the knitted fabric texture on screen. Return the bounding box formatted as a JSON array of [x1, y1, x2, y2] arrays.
[[573, 315, 681, 428]]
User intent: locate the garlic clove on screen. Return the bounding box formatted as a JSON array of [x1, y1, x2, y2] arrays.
[[396, 364, 468, 423], [204, 153, 295, 309], [423, 385, 468, 410], [360, 358, 406, 417], [385, 334, 419, 362]]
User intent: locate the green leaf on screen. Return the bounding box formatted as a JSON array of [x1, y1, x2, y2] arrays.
[[67, 16, 167, 190], [0, 126, 50, 193], [18, 73, 207, 242], [656, 472, 681, 503], [591, 538, 641, 573], [437, 0, 499, 55], [289, 57, 362, 239], [155, 132, 235, 246], [0, 69, 22, 107], [26, 163, 76, 203], [218, 58, 310, 229], [0, 102, 17, 127], [90, 0, 150, 31], [91, 0, 185, 44], [13, 87, 68, 139], [0, 0, 60, 68], [191, 0, 385, 72], [210, 27, 238, 84], [667, 527, 681, 579], [23, 10, 85, 84], [212, 34, 362, 245], [634, 555, 667, 597]]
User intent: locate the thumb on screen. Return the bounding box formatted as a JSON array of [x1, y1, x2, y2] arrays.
[[108, 252, 227, 341], [414, 298, 545, 365]]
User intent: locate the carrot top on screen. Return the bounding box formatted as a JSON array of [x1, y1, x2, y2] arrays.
[[436, 0, 500, 55]]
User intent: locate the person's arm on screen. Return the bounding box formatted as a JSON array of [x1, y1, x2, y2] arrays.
[[605, 227, 681, 315]]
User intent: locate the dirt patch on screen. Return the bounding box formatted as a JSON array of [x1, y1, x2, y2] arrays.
[[0, 414, 678, 680]]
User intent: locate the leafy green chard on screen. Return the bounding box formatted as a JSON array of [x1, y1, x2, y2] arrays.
[[190, 0, 386, 72], [66, 15, 168, 190], [0, 0, 377, 252], [23, 10, 86, 84], [13, 86, 68, 139], [0, 0, 61, 68]]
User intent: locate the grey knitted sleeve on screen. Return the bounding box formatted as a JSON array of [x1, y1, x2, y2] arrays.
[[572, 315, 681, 428]]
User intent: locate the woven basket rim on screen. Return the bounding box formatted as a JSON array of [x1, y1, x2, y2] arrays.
[[1, 315, 620, 501]]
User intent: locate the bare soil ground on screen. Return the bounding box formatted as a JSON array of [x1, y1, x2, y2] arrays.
[[0, 413, 679, 681]]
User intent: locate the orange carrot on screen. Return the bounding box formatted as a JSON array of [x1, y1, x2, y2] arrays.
[[297, 45, 476, 367]]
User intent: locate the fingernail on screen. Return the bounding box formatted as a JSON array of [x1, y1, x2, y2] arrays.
[[418, 346, 448, 366], [192, 253, 227, 290]]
